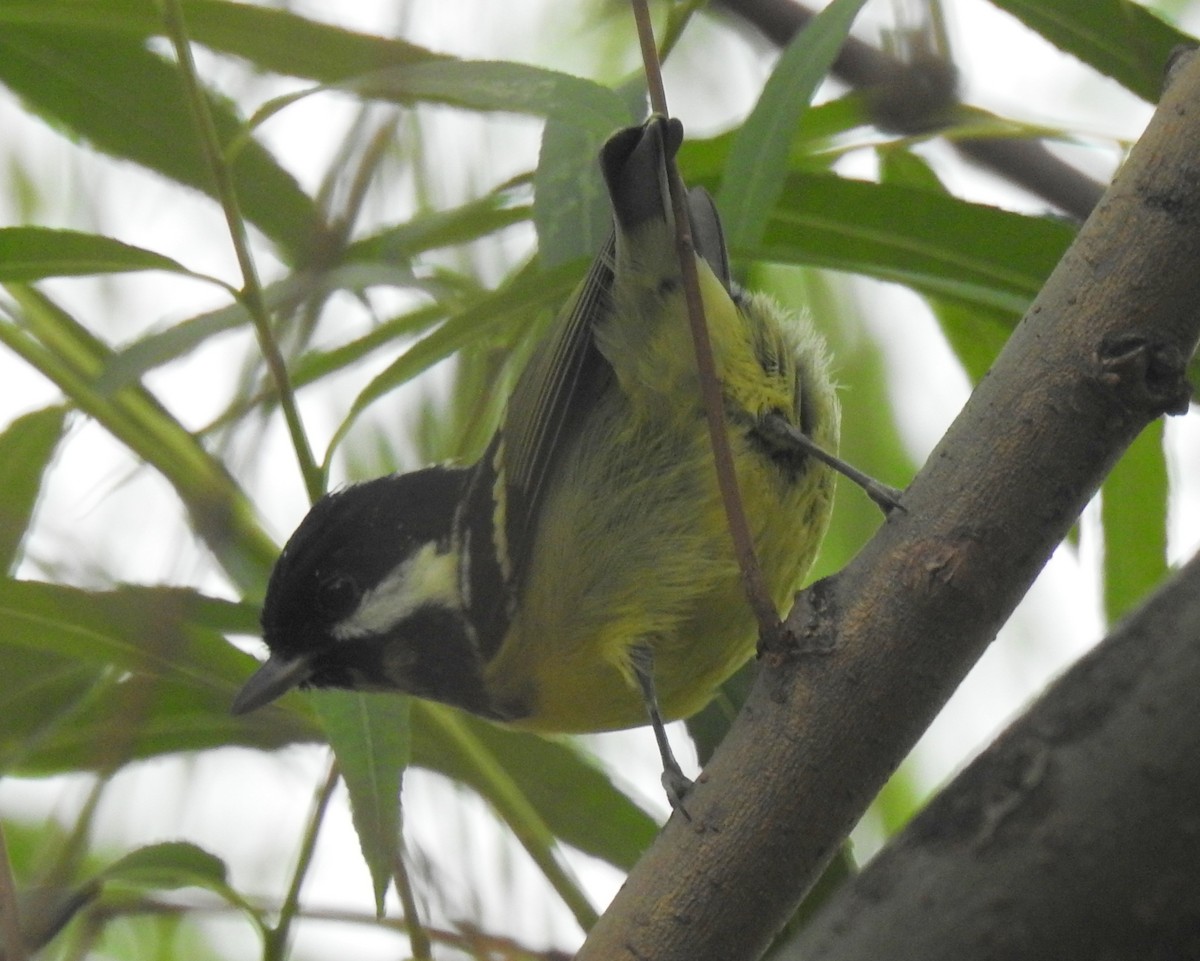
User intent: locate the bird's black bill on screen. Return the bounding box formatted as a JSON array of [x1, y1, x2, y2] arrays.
[[231, 653, 314, 715]]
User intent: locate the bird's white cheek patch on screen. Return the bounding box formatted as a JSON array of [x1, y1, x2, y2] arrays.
[[332, 544, 460, 641]]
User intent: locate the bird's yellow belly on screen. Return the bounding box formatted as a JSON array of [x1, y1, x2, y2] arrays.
[[486, 398, 835, 734]]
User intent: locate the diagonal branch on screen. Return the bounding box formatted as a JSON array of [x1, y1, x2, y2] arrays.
[[576, 44, 1200, 961], [780, 546, 1200, 958]]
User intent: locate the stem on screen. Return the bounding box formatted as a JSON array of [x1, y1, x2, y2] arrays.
[[630, 0, 782, 642], [157, 0, 324, 505], [392, 848, 431, 959], [265, 757, 340, 961]]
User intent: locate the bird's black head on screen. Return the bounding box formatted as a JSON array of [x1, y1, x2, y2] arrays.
[[232, 465, 480, 715]]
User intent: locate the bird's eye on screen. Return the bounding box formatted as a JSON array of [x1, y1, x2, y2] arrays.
[[316, 573, 359, 617]]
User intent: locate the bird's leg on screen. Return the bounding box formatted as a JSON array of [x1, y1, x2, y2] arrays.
[[759, 413, 905, 515], [631, 644, 693, 819]]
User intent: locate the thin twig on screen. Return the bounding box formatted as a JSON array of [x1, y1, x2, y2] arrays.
[[392, 847, 431, 959], [630, 0, 783, 642], [265, 757, 341, 961], [157, 0, 324, 504]]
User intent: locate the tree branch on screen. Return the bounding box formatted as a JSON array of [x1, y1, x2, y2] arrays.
[[577, 45, 1200, 961], [779, 547, 1200, 958]]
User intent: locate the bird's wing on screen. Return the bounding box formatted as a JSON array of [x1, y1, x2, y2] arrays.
[[463, 118, 731, 637], [499, 231, 617, 583]]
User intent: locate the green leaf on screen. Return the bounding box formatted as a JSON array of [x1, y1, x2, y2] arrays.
[[0, 0, 449, 84], [313, 691, 410, 916], [346, 60, 629, 132], [681, 96, 872, 184], [749, 173, 1075, 314], [98, 841, 260, 924], [986, 0, 1190, 103], [326, 256, 583, 462], [0, 579, 317, 773], [0, 228, 203, 283], [718, 0, 871, 248], [0, 25, 322, 264], [0, 643, 103, 772], [343, 193, 533, 266], [1101, 419, 1168, 622], [0, 406, 66, 573], [929, 298, 1013, 383], [877, 143, 1013, 382], [534, 117, 614, 267], [100, 842, 229, 892]]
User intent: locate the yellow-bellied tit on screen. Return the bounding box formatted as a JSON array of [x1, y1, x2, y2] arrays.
[[232, 116, 840, 797]]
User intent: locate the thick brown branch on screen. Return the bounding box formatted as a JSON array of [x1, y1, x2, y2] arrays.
[[576, 46, 1200, 961], [779, 548, 1200, 959]]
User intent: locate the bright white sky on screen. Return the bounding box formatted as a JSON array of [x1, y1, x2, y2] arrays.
[[1, 1, 1198, 957]]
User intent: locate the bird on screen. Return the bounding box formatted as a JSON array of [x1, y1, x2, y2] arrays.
[[232, 115, 840, 797]]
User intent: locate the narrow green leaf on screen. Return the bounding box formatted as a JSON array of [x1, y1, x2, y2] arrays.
[[751, 173, 1075, 314], [0, 644, 103, 772], [0, 579, 320, 772], [100, 192, 528, 391], [0, 25, 322, 264], [0, 406, 66, 573], [535, 118, 614, 267], [346, 60, 629, 132], [718, 0, 871, 248], [327, 256, 583, 461], [929, 299, 1013, 383], [0, 228, 202, 283], [878, 143, 1013, 381], [0, 0, 449, 84], [681, 96, 872, 184], [7, 670, 321, 774], [1101, 419, 1168, 622], [312, 691, 409, 916], [0, 580, 256, 682], [343, 195, 533, 266], [987, 0, 1189, 103]]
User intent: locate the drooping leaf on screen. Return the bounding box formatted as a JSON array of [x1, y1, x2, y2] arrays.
[[0, 406, 67, 573], [0, 228, 203, 283], [345, 59, 628, 132], [719, 0, 872, 248], [313, 691, 410, 916]]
